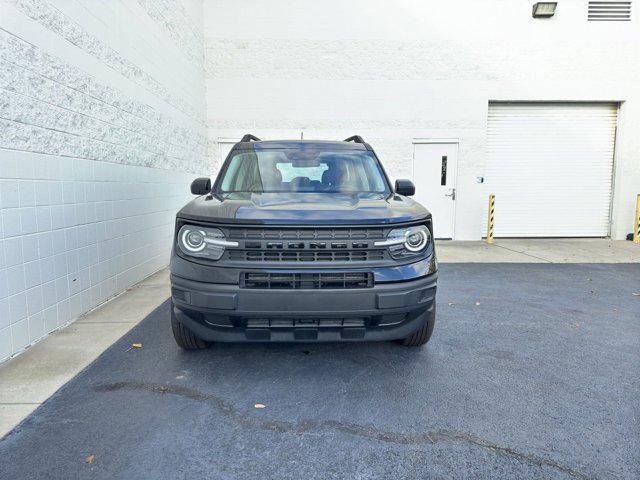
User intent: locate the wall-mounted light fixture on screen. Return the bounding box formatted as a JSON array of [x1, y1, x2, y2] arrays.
[[532, 2, 558, 18]]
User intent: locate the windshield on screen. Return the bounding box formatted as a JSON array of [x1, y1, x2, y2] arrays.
[[215, 148, 390, 195]]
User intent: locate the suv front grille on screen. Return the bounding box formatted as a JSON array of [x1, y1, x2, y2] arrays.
[[225, 226, 387, 263], [241, 272, 374, 289]]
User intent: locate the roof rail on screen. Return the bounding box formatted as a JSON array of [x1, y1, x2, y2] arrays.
[[343, 135, 365, 144], [240, 134, 261, 142]]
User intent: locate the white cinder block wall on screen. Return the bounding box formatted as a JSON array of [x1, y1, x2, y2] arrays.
[[0, 0, 208, 362], [203, 0, 640, 241]]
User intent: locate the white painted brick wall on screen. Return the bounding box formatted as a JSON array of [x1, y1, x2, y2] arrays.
[[0, 0, 208, 362], [203, 0, 640, 241]]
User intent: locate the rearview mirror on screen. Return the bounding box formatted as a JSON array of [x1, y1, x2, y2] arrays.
[[395, 179, 415, 196], [190, 177, 211, 195]]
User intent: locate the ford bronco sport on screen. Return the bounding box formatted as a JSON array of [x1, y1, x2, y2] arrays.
[[170, 135, 437, 348]]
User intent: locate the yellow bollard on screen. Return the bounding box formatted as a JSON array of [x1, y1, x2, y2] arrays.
[[634, 194, 640, 244], [486, 194, 495, 244]]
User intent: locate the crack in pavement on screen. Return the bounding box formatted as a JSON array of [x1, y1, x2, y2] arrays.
[[94, 381, 593, 480]]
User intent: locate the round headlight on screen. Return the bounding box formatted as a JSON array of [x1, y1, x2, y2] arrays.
[[180, 228, 206, 252], [375, 225, 431, 258], [404, 227, 429, 252], [177, 224, 238, 260]]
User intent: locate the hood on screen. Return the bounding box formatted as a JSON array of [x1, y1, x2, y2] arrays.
[[177, 192, 430, 225]]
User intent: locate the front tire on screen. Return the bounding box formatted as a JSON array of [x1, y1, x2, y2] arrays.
[[399, 306, 436, 347], [171, 307, 209, 350]]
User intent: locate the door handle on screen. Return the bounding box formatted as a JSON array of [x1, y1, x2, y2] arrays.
[[444, 188, 456, 200]]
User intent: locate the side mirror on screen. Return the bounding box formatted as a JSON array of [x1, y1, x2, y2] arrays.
[[395, 179, 415, 197], [190, 177, 212, 195]]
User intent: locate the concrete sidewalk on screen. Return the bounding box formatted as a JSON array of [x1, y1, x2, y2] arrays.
[[0, 269, 170, 436], [0, 239, 638, 438], [436, 239, 638, 263]]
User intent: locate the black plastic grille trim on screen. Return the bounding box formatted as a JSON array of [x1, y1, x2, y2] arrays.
[[241, 272, 374, 289], [246, 318, 368, 328], [225, 226, 387, 263], [229, 250, 384, 262]]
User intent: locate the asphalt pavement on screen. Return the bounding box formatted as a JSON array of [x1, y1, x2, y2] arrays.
[[1, 263, 638, 479]]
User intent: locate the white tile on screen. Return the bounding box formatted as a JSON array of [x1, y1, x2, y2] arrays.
[[60, 158, 74, 180], [74, 182, 86, 203], [50, 205, 65, 230], [11, 318, 30, 352], [0, 298, 10, 330], [23, 260, 41, 289], [22, 235, 39, 263], [42, 281, 57, 309], [0, 327, 11, 362], [66, 252, 79, 277], [62, 182, 75, 204], [87, 244, 98, 265], [34, 180, 50, 206], [3, 237, 23, 266], [51, 230, 66, 254], [77, 222, 88, 246], [48, 157, 63, 181], [65, 227, 78, 250], [68, 273, 81, 295], [0, 180, 20, 208], [63, 204, 76, 227], [28, 311, 45, 342], [89, 285, 100, 308], [18, 181, 36, 207], [55, 276, 69, 302], [0, 269, 7, 300], [79, 267, 90, 291], [37, 232, 54, 258], [78, 246, 89, 269], [13, 151, 35, 179], [8, 293, 27, 324], [48, 181, 63, 204], [26, 285, 43, 316], [6, 265, 25, 296], [40, 256, 56, 284], [53, 253, 67, 279], [43, 305, 57, 333], [84, 182, 95, 201], [0, 161, 180, 360], [32, 154, 49, 180], [69, 293, 83, 319], [56, 299, 70, 326], [75, 203, 86, 225], [36, 206, 52, 232], [19, 208, 38, 235], [0, 150, 17, 178], [2, 209, 23, 238]]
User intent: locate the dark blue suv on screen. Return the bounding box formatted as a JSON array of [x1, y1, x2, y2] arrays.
[[169, 135, 437, 348]]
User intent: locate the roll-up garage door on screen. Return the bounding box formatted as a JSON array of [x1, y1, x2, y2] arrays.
[[485, 102, 617, 237]]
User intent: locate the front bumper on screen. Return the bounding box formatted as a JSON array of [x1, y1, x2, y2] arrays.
[[171, 272, 437, 342]]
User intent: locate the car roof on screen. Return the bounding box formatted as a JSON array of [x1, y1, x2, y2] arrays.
[[234, 140, 370, 151]]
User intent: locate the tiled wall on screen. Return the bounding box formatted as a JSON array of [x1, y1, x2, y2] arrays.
[[0, 0, 208, 362], [0, 151, 196, 361]]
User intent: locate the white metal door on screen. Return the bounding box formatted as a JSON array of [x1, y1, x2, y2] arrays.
[[413, 142, 458, 239], [485, 102, 617, 237]]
